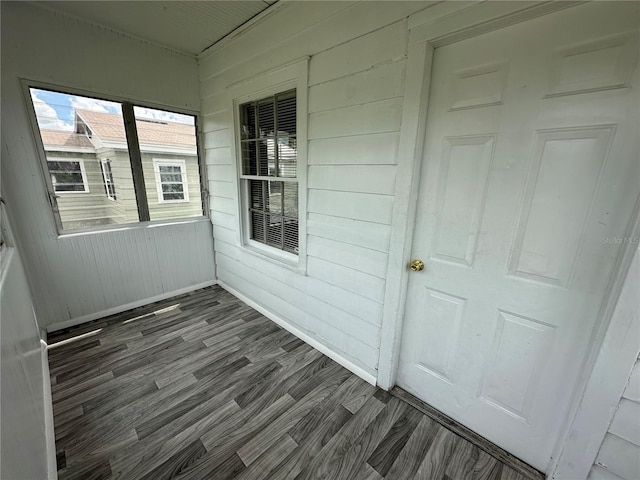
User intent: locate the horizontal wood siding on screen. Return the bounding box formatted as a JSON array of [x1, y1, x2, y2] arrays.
[[590, 356, 640, 480], [199, 2, 433, 377]]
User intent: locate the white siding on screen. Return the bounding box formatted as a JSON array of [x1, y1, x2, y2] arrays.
[[199, 2, 432, 377], [589, 357, 640, 480], [1, 2, 216, 329]]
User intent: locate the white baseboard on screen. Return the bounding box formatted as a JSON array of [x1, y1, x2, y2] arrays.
[[218, 281, 378, 386], [46, 281, 218, 333], [40, 340, 58, 480]]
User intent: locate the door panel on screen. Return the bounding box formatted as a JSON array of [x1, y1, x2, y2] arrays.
[[398, 2, 639, 470]]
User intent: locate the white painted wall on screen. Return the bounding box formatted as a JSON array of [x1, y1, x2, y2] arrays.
[[1, 211, 56, 480], [199, 1, 436, 378], [589, 355, 640, 480], [1, 2, 216, 330]]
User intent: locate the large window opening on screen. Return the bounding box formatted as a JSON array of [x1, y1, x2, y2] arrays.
[[28, 87, 205, 232]]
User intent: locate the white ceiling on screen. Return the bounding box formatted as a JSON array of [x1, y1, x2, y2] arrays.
[[34, 1, 276, 56]]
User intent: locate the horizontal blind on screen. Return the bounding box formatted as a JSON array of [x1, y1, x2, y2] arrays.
[[240, 89, 298, 253]]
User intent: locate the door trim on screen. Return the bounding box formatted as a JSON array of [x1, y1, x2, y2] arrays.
[[377, 0, 638, 475]]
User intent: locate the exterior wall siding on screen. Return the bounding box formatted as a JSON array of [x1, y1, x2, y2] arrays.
[[49, 151, 114, 228], [141, 152, 203, 220], [589, 356, 640, 480], [198, 1, 432, 378]]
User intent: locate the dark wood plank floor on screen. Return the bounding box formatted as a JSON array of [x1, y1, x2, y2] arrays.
[[48, 285, 537, 480]]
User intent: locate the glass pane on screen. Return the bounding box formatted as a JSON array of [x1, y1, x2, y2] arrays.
[[258, 140, 271, 176], [266, 214, 283, 249], [266, 181, 282, 215], [240, 102, 256, 140], [160, 173, 182, 183], [159, 165, 181, 174], [276, 91, 296, 136], [162, 184, 184, 193], [133, 106, 202, 220], [257, 99, 274, 137], [278, 137, 297, 178], [251, 211, 265, 243], [49, 160, 85, 192], [29, 87, 137, 230], [100, 160, 116, 200], [283, 219, 299, 254], [163, 193, 185, 201], [242, 141, 257, 176], [283, 183, 298, 218], [249, 180, 265, 210]]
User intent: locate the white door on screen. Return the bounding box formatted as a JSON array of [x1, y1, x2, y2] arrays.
[[397, 2, 639, 471]]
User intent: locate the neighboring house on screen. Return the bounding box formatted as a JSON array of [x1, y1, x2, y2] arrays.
[[41, 109, 202, 229]]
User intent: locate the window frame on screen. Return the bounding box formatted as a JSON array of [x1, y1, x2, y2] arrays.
[[240, 90, 299, 255], [100, 158, 116, 201], [153, 158, 190, 204], [228, 59, 309, 271], [22, 79, 209, 237], [47, 157, 90, 194]]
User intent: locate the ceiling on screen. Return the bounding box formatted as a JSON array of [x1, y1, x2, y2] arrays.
[[33, 1, 277, 56]]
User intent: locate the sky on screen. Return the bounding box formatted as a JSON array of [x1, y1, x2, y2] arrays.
[[30, 88, 195, 131]]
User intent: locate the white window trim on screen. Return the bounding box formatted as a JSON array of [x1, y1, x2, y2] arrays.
[[47, 157, 89, 194], [100, 158, 116, 201], [227, 58, 309, 272], [153, 158, 190, 204]]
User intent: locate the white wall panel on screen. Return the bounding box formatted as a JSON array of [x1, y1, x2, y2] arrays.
[[307, 213, 391, 253], [308, 60, 405, 113], [308, 98, 403, 140], [308, 165, 396, 195], [308, 21, 408, 86], [308, 133, 400, 166], [1, 243, 54, 479], [1, 2, 216, 329], [595, 433, 640, 480], [624, 360, 640, 402], [609, 399, 640, 446], [198, 2, 433, 377], [308, 190, 394, 224]]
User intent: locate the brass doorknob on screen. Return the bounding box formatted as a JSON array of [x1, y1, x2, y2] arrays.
[[410, 259, 425, 272]]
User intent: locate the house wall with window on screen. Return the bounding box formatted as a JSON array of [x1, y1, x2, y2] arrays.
[[47, 150, 114, 229], [199, 2, 431, 379], [1, 2, 216, 329], [141, 152, 203, 220], [97, 149, 137, 223]]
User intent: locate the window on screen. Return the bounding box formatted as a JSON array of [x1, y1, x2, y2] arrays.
[[27, 85, 205, 232], [100, 159, 116, 201], [239, 90, 298, 254], [48, 158, 89, 193], [153, 159, 189, 203]]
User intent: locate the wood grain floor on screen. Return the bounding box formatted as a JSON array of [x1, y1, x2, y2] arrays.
[[48, 285, 540, 480]]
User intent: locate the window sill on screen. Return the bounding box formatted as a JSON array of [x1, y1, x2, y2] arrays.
[[56, 216, 209, 239], [158, 199, 190, 204], [241, 239, 305, 274]]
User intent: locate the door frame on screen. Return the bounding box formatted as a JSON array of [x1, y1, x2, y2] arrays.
[[376, 0, 640, 475]]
